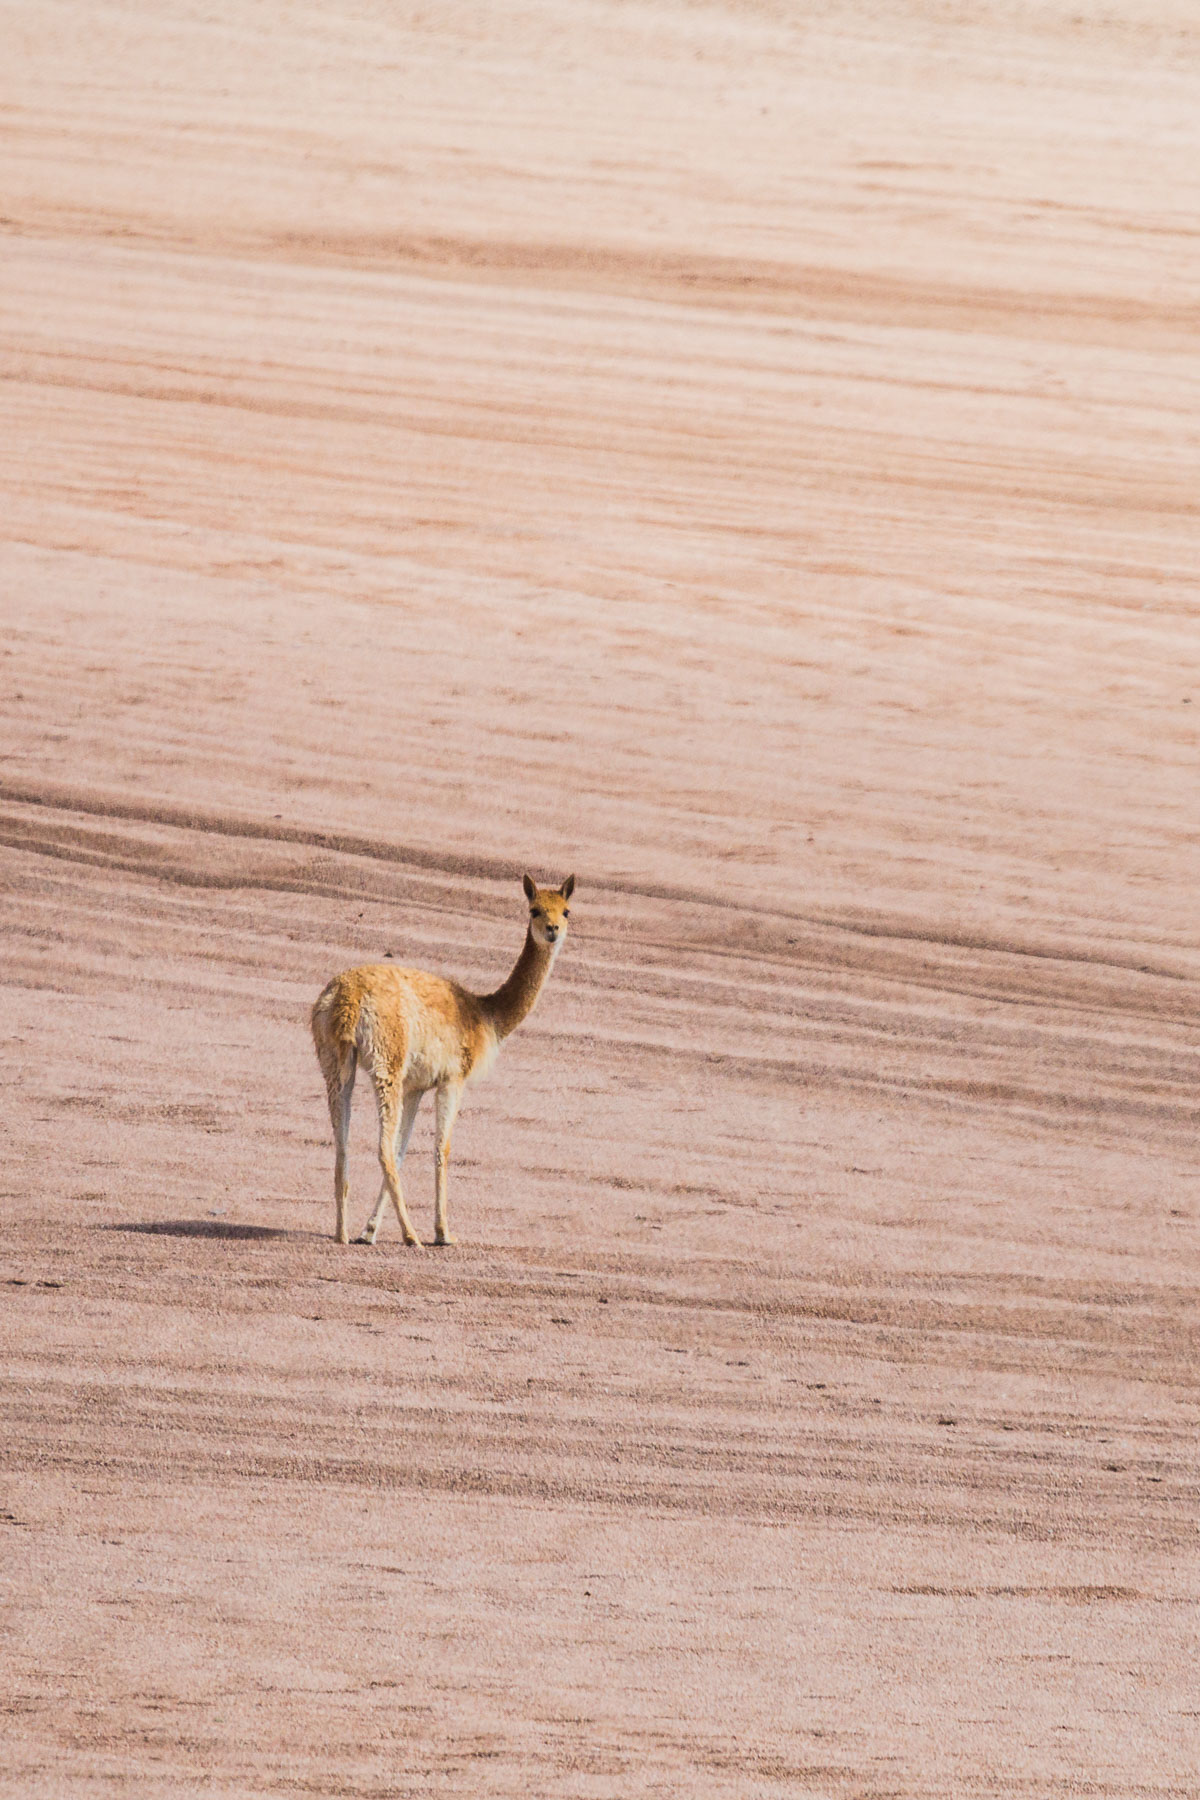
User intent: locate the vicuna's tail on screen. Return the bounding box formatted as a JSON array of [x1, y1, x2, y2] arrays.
[[311, 975, 360, 1093]]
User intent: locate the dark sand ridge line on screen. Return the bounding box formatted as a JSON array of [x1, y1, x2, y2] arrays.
[[30, 977, 1200, 1144], [6, 351, 1199, 532], [2, 1426, 1187, 1547], [4, 1394, 1189, 1524], [533, 1034, 1200, 1140], [14, 1224, 1200, 1358], [10, 843, 1200, 1141], [4, 778, 1197, 990], [9, 801, 1200, 1142], [14, 334, 1154, 416], [13, 875, 1199, 1104], [8, 334, 1200, 503], [8, 213, 1200, 350], [9, 1381, 1183, 1472], [3, 1442, 1169, 1546], [4, 1275, 1193, 1545]]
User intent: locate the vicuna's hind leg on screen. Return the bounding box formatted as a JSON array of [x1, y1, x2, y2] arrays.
[[358, 1089, 422, 1245], [325, 1061, 356, 1245], [376, 1081, 423, 1247]]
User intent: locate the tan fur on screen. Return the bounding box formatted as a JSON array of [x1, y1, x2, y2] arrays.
[[311, 874, 574, 1246]]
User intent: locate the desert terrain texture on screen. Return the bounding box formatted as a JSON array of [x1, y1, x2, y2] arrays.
[[2, 2, 1200, 1795]]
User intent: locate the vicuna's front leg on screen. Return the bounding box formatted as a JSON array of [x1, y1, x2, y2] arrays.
[[434, 1083, 463, 1247], [359, 1090, 421, 1245], [377, 1084, 423, 1248]]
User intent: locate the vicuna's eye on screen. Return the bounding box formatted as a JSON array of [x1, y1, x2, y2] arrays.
[[532, 908, 544, 918], [563, 909, 570, 918]]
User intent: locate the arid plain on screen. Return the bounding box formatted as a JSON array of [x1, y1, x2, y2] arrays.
[[3, 3, 1200, 1794]]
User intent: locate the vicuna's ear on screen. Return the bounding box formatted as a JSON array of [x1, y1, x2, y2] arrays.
[[522, 872, 538, 903], [560, 874, 575, 898]]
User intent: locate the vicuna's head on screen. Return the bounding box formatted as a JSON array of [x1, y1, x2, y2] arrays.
[[523, 872, 575, 948]]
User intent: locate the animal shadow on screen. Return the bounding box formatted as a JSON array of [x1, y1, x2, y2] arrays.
[[107, 1220, 304, 1242]]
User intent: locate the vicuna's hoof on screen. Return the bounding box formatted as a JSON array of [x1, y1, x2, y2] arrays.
[[434, 1233, 458, 1247], [354, 1234, 376, 1246]]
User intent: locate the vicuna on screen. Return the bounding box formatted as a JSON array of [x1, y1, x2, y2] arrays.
[[311, 874, 575, 1246]]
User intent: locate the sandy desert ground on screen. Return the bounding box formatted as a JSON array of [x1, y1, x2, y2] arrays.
[[3, 2, 1200, 1794]]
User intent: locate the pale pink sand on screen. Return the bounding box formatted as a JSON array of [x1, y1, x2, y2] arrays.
[[2, 4, 1198, 1794]]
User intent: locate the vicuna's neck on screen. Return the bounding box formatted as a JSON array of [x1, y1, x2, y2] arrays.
[[481, 928, 557, 1040]]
